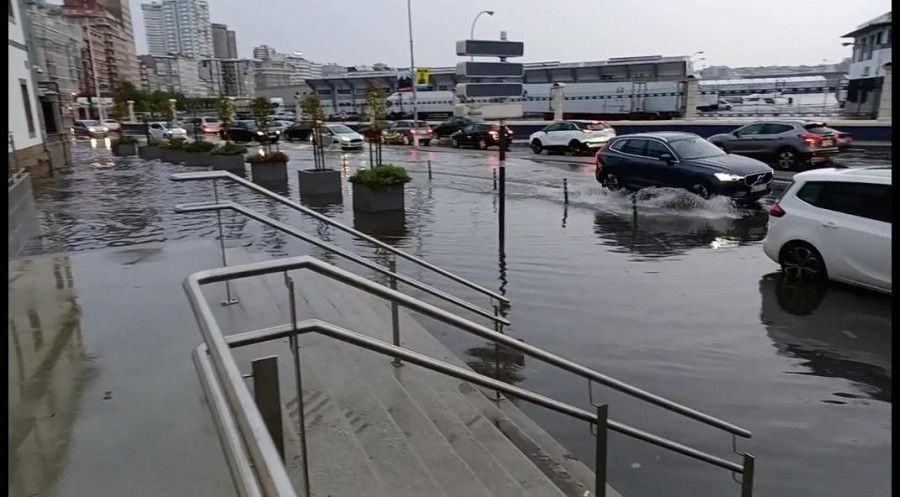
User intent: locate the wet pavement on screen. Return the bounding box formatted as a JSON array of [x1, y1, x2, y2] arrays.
[[12, 138, 892, 497]]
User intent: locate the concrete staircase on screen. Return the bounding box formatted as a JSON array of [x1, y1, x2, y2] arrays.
[[207, 249, 622, 497]]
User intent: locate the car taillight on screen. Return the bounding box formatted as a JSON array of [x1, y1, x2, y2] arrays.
[[410, 129, 416, 134], [427, 128, 433, 134], [769, 204, 785, 217], [800, 133, 823, 145], [489, 131, 498, 137]]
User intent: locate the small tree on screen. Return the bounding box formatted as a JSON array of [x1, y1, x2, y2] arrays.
[[184, 98, 204, 140], [251, 97, 275, 154], [365, 86, 388, 166], [218, 98, 235, 143], [300, 95, 327, 170], [300, 94, 325, 122]]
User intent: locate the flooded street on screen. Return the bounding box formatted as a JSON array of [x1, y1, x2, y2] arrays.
[[21, 139, 891, 497]]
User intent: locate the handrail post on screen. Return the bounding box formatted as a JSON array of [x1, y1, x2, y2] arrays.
[[594, 403, 609, 497], [740, 453, 755, 497], [252, 356, 285, 461], [284, 274, 311, 497], [493, 304, 503, 401], [389, 255, 403, 367], [214, 180, 238, 306]]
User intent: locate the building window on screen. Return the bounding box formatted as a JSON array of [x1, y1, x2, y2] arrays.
[[9, 0, 15, 22], [20, 79, 36, 138]]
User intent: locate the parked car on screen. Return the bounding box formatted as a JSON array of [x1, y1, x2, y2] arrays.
[[433, 116, 473, 139], [268, 120, 293, 134], [148, 121, 187, 141], [595, 132, 774, 201], [382, 120, 432, 146], [72, 119, 109, 137], [707, 120, 840, 171], [283, 121, 314, 142], [529, 120, 617, 155], [102, 119, 122, 132], [182, 117, 221, 134], [312, 124, 364, 149], [357, 121, 394, 140], [219, 120, 281, 143], [450, 123, 514, 150], [824, 127, 853, 150], [763, 166, 891, 294]]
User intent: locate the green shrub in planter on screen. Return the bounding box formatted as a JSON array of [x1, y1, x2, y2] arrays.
[[349, 164, 411, 212], [111, 135, 139, 157], [183, 140, 216, 166], [248, 151, 290, 181], [210, 143, 248, 172]]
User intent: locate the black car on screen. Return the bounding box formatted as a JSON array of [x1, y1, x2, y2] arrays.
[[595, 132, 774, 201], [220, 120, 281, 143], [283, 121, 314, 142], [450, 123, 514, 150], [432, 116, 473, 139]]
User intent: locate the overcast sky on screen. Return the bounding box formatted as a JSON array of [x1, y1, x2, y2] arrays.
[[129, 0, 889, 68]]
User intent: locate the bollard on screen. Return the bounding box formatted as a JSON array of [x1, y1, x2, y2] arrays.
[[493, 169, 497, 190], [428, 159, 432, 180], [563, 178, 569, 204]]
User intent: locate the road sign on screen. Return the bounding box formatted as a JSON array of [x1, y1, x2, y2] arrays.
[[456, 61, 524, 78], [455, 83, 523, 99], [415, 68, 430, 85], [454, 102, 523, 120], [456, 40, 524, 58]]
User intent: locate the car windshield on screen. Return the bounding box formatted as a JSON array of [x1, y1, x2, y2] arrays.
[[329, 125, 354, 134], [82, 120, 101, 126], [103, 119, 118, 123], [670, 137, 726, 159], [205, 118, 219, 123], [804, 123, 833, 134], [577, 122, 609, 131]]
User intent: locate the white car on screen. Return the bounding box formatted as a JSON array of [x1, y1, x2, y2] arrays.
[[529, 120, 617, 156], [148, 121, 188, 141], [763, 166, 891, 294], [314, 124, 364, 149], [102, 119, 122, 132]]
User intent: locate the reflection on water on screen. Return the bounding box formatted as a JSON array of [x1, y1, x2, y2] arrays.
[[759, 273, 892, 403], [466, 341, 526, 387], [352, 210, 408, 246], [9, 254, 90, 497]]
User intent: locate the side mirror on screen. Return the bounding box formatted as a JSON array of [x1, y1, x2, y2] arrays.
[[659, 153, 675, 164]]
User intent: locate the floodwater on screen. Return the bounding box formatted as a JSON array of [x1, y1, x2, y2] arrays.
[[20, 139, 891, 497]]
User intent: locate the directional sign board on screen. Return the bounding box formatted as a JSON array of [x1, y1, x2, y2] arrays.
[[456, 40, 524, 58], [456, 61, 524, 78], [455, 103, 524, 120], [455, 83, 523, 99]]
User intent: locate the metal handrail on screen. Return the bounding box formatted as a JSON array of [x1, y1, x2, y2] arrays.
[[169, 170, 509, 305], [189, 255, 752, 439], [174, 200, 509, 326]]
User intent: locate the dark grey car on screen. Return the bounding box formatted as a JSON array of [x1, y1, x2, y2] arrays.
[[707, 120, 840, 171]]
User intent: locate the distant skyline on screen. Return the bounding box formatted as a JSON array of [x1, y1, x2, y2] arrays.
[[128, 0, 889, 69]]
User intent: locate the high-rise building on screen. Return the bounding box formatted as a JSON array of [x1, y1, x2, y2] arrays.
[[62, 0, 139, 86], [252, 53, 323, 89], [212, 23, 237, 58], [252, 44, 276, 60], [95, 0, 140, 84], [139, 54, 206, 96], [25, 0, 85, 99], [141, 0, 213, 59]]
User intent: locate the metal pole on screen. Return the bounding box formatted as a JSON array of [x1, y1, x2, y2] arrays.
[[595, 404, 609, 497], [469, 11, 493, 61], [213, 180, 238, 305], [285, 274, 311, 497], [389, 256, 403, 367], [740, 453, 756, 497], [252, 356, 285, 461], [498, 119, 506, 253], [406, 0, 418, 127]]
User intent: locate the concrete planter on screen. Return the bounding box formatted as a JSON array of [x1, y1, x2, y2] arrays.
[[251, 161, 288, 182], [138, 145, 161, 160], [112, 143, 138, 157], [352, 183, 405, 212], [160, 148, 190, 164], [185, 151, 212, 167], [211, 154, 247, 172], [298, 169, 342, 196]]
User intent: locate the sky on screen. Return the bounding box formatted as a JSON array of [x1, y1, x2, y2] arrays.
[[129, 0, 890, 69]]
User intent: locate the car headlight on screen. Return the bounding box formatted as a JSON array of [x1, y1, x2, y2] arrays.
[[340, 136, 350, 142], [714, 173, 743, 182], [257, 131, 264, 136], [275, 130, 281, 134]]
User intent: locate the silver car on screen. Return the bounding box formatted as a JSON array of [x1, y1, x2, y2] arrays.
[[707, 120, 840, 171], [314, 124, 364, 149]]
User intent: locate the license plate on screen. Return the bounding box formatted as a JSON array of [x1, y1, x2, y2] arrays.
[[750, 183, 767, 193], [821, 140, 833, 147]]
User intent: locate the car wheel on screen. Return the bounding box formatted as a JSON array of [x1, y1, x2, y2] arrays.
[[530, 140, 543, 154], [604, 172, 622, 191], [567, 141, 584, 156], [452, 138, 460, 148], [477, 138, 488, 150], [402, 135, 411, 146], [423, 140, 431, 146], [690, 182, 712, 199], [779, 242, 827, 282], [774, 147, 799, 170]]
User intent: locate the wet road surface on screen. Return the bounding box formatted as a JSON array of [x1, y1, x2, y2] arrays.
[[15, 139, 892, 497]]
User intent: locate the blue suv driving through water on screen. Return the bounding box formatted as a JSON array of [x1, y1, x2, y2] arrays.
[[595, 132, 774, 201]]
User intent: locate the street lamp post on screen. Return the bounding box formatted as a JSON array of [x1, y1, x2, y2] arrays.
[[689, 51, 705, 75], [469, 10, 495, 60], [406, 0, 418, 144]]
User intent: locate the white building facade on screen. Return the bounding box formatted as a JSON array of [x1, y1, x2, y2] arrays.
[[9, 0, 44, 152], [842, 12, 892, 117], [141, 0, 212, 59]]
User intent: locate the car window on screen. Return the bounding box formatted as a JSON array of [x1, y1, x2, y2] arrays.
[[544, 123, 563, 132], [763, 98, 776, 104], [150, 123, 161, 129], [461, 124, 475, 133], [609, 139, 628, 152], [798, 181, 891, 223], [804, 123, 832, 134], [644, 140, 672, 159], [621, 139, 647, 156], [760, 124, 793, 134], [561, 123, 579, 131], [329, 125, 354, 134], [669, 137, 726, 159], [737, 124, 765, 136]]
